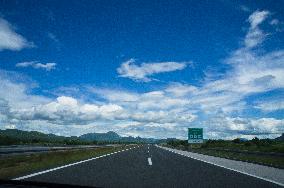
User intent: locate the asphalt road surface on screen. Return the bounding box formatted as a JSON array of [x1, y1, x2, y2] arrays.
[[20, 145, 281, 188]]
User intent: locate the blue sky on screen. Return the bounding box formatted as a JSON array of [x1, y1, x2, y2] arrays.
[[0, 0, 283, 139]]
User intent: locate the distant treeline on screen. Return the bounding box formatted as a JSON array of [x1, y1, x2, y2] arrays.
[[0, 129, 162, 146], [166, 135, 284, 153], [0, 129, 95, 146]]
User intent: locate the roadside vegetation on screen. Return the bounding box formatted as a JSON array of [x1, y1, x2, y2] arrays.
[[164, 137, 284, 168], [0, 145, 133, 179]]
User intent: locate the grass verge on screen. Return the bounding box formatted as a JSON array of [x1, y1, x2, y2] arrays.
[[191, 148, 284, 169], [0, 145, 133, 179], [163, 144, 284, 169]]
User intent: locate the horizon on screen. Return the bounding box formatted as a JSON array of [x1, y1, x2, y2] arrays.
[[3, 128, 282, 141], [0, 0, 284, 140]]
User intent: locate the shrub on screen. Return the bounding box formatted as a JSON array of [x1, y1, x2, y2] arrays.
[[232, 138, 241, 144]]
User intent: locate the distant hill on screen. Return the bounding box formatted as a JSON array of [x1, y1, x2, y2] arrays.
[[0, 129, 160, 145], [0, 129, 65, 141], [119, 136, 158, 143], [79, 132, 159, 143], [79, 131, 121, 142], [0, 129, 86, 145], [275, 133, 284, 141]]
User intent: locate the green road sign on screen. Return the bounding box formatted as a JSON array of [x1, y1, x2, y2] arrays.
[[188, 128, 203, 143]]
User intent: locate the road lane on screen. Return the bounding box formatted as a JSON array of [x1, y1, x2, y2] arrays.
[[21, 145, 281, 188]]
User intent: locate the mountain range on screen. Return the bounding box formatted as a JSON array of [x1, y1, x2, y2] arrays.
[[0, 129, 160, 145]]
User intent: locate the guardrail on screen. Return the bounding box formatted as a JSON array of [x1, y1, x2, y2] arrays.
[[0, 145, 113, 155]]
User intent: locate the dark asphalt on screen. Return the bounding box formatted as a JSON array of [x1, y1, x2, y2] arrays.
[[22, 145, 280, 188]]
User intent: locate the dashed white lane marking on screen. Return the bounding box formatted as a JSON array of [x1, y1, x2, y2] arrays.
[[13, 146, 138, 181], [157, 146, 284, 187], [148, 157, 152, 166]]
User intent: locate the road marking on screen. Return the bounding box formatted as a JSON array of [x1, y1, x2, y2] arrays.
[[157, 146, 284, 187], [148, 157, 152, 165], [13, 146, 137, 181]]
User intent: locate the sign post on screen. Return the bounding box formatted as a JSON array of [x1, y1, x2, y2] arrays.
[[188, 128, 203, 144]]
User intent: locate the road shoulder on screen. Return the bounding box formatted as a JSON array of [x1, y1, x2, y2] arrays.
[[157, 145, 284, 186]]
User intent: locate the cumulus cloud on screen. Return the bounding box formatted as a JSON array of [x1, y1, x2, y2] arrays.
[[1, 10, 284, 139], [117, 59, 189, 82], [16, 61, 56, 71], [0, 18, 34, 51], [0, 66, 283, 138], [9, 96, 124, 125], [204, 116, 283, 139], [7, 95, 196, 125], [0, 71, 197, 128]]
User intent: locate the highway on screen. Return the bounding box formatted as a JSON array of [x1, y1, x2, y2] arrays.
[[16, 145, 281, 188]]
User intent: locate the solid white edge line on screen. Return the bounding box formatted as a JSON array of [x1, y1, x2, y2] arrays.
[[157, 146, 284, 187], [13, 146, 137, 181], [148, 157, 152, 166]]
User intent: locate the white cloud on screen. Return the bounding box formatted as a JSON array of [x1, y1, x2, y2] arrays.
[[57, 96, 78, 106], [89, 87, 139, 102], [248, 10, 269, 29], [7, 96, 124, 125], [245, 10, 269, 48], [117, 59, 189, 82], [189, 11, 283, 115], [0, 73, 197, 127], [47, 32, 61, 50], [0, 18, 34, 51], [47, 32, 59, 43], [0, 67, 283, 138], [16, 61, 56, 71], [255, 99, 284, 112], [4, 124, 16, 129], [6, 94, 196, 126], [202, 116, 283, 139], [270, 19, 279, 26], [0, 70, 50, 109], [165, 83, 198, 97], [240, 5, 250, 12], [1, 10, 284, 139]]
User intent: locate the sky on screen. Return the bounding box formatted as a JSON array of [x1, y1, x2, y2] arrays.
[[0, 0, 283, 139]]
